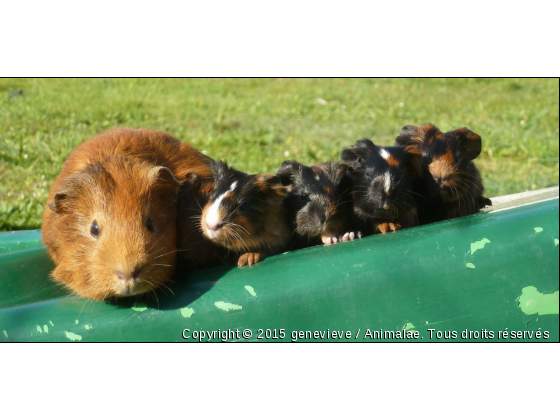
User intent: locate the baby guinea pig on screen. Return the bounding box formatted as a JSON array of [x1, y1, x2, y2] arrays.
[[42, 128, 211, 300], [394, 124, 492, 222], [277, 160, 357, 246], [341, 139, 422, 234], [200, 160, 290, 266]]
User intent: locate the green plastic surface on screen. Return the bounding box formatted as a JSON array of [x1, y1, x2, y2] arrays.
[[0, 196, 558, 342]]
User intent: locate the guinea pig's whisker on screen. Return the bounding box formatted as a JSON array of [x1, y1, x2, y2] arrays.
[[453, 154, 468, 171], [229, 222, 250, 238], [454, 170, 482, 180], [147, 234, 167, 255], [149, 246, 167, 259], [179, 206, 204, 214], [150, 290, 160, 310], [402, 188, 426, 199], [456, 177, 483, 193], [455, 181, 476, 208], [153, 249, 182, 260], [228, 225, 250, 253]]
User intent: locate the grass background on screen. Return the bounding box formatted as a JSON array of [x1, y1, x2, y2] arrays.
[[0, 78, 558, 231]]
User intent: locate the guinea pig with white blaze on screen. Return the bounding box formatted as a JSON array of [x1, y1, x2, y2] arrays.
[[200, 160, 290, 266], [277, 160, 358, 247], [42, 128, 211, 300], [341, 139, 422, 234], [394, 123, 492, 222]]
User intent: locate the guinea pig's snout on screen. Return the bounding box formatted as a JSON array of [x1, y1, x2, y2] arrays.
[[433, 175, 447, 188], [116, 266, 142, 282], [206, 221, 223, 232], [203, 201, 226, 240], [205, 218, 224, 240]]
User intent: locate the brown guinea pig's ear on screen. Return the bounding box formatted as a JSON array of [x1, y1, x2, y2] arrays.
[[49, 190, 73, 214], [276, 160, 304, 186], [455, 127, 482, 161], [48, 173, 92, 214], [147, 166, 182, 193], [404, 145, 422, 177]]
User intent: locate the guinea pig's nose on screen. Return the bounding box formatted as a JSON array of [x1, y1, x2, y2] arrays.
[[207, 222, 223, 232], [116, 267, 142, 282], [433, 176, 445, 187]]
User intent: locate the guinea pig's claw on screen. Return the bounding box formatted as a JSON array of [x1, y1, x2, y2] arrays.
[[238, 252, 263, 266], [377, 223, 401, 234], [357, 231, 362, 239]]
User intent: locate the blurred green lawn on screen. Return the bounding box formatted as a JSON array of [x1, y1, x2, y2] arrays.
[[0, 78, 558, 231]]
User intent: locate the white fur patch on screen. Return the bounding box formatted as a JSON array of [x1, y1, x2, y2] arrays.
[[315, 175, 320, 181], [379, 148, 391, 161], [383, 172, 391, 193], [206, 181, 238, 230]]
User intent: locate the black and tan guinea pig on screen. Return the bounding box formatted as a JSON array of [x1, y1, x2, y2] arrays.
[[277, 160, 358, 247], [341, 139, 422, 234], [42, 128, 212, 301], [199, 159, 291, 266], [394, 123, 492, 222]]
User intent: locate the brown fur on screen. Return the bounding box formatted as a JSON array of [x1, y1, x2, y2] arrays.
[[200, 177, 289, 266], [395, 123, 491, 222], [386, 155, 400, 167], [42, 128, 212, 300], [427, 146, 455, 182], [199, 162, 290, 267]]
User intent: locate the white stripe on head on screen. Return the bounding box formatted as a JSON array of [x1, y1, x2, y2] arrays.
[[206, 181, 238, 229], [379, 148, 391, 161], [383, 172, 391, 193]]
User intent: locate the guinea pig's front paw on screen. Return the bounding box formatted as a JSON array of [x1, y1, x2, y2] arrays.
[[238, 252, 264, 266], [377, 222, 401, 234], [341, 232, 357, 242], [447, 208, 467, 219], [321, 235, 339, 245]]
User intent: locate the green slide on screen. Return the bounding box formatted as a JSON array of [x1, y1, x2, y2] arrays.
[[1, 188, 558, 342]]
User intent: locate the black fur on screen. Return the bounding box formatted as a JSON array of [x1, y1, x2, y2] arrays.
[[277, 161, 354, 248], [394, 124, 491, 223], [341, 139, 421, 234]]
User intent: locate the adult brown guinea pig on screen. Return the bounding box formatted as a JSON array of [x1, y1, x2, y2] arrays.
[[394, 124, 492, 222], [341, 139, 422, 234], [199, 159, 290, 266], [277, 160, 357, 247], [42, 128, 211, 300]]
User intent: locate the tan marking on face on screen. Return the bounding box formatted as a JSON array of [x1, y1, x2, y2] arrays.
[[428, 147, 455, 181], [386, 156, 400, 167]]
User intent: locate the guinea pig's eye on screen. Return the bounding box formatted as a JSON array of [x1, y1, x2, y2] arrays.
[[366, 169, 373, 177], [146, 216, 155, 233], [238, 201, 247, 211], [90, 220, 100, 238], [300, 192, 308, 200]]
